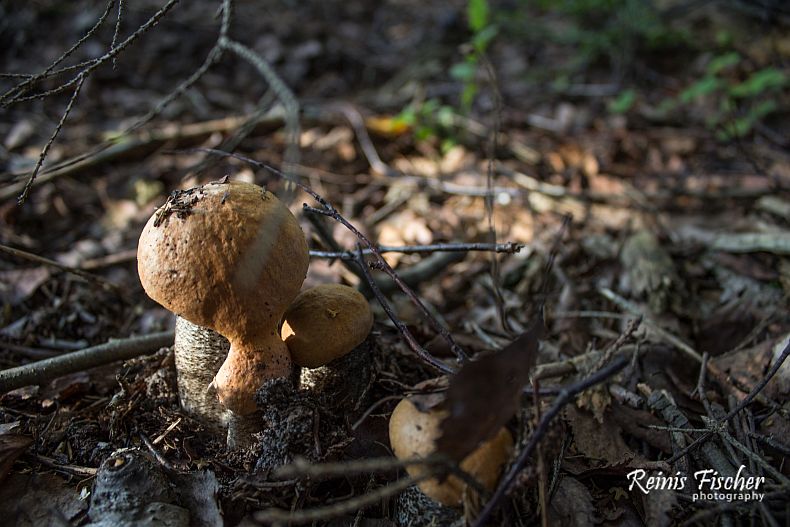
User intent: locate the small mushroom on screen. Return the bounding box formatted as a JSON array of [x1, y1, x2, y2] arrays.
[[281, 283, 373, 368], [281, 284, 374, 405], [388, 398, 513, 524], [138, 181, 309, 422]]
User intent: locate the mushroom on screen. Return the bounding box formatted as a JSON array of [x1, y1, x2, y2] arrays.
[[281, 283, 374, 403], [388, 397, 513, 525], [137, 180, 309, 428]]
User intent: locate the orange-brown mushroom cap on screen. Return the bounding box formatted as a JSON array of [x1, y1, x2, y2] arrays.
[[137, 180, 309, 414], [388, 397, 513, 506], [281, 284, 373, 368]]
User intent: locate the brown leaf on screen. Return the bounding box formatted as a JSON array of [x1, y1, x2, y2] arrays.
[[436, 316, 544, 462], [548, 477, 595, 527], [0, 267, 51, 306], [565, 405, 633, 467], [0, 434, 32, 484]]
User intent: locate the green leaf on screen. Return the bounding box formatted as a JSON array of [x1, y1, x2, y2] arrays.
[[679, 76, 721, 103], [461, 82, 478, 110], [468, 0, 490, 32], [437, 105, 456, 128], [729, 68, 786, 98], [450, 61, 477, 82], [395, 106, 417, 126], [707, 52, 740, 75], [748, 99, 778, 120], [609, 88, 636, 114], [472, 25, 498, 53], [441, 137, 458, 154]]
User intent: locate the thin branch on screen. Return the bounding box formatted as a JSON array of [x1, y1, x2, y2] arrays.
[[472, 355, 629, 526], [0, 0, 116, 104], [598, 287, 703, 363], [253, 474, 425, 525], [111, 0, 126, 70], [0, 331, 174, 393], [666, 340, 790, 465], [308, 242, 523, 260], [0, 242, 121, 292], [480, 52, 512, 335], [219, 37, 300, 194], [354, 246, 453, 374], [17, 73, 86, 204], [5, 0, 181, 106]]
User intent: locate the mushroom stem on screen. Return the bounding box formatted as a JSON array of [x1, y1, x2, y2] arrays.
[[298, 340, 373, 411], [173, 317, 229, 432], [226, 411, 263, 449], [212, 335, 292, 416]]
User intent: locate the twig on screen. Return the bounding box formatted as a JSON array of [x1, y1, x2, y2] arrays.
[[723, 340, 790, 422], [472, 355, 629, 526], [27, 453, 97, 478], [253, 474, 425, 525], [479, 53, 512, 335], [598, 287, 703, 363], [327, 102, 396, 178], [0, 0, 115, 103], [17, 73, 86, 204], [0, 331, 174, 393], [140, 432, 175, 472], [666, 340, 790, 465], [219, 35, 300, 196], [308, 242, 523, 260], [274, 454, 459, 482], [309, 204, 468, 363], [351, 395, 402, 430], [696, 352, 713, 416], [354, 246, 453, 375], [3, 0, 226, 204], [0, 243, 121, 292], [111, 0, 125, 70], [589, 316, 642, 373], [4, 0, 181, 106]]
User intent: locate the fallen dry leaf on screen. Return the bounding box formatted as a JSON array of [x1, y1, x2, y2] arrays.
[[548, 476, 596, 527], [0, 267, 51, 306], [0, 434, 33, 484], [565, 405, 633, 467], [436, 316, 543, 462]]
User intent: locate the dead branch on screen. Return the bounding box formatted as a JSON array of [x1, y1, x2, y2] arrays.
[[354, 246, 454, 375], [665, 340, 790, 466], [0, 243, 121, 293], [0, 331, 174, 393], [253, 474, 425, 525], [308, 241, 523, 260]]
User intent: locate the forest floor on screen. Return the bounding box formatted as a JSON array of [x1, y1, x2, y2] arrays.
[[0, 1, 789, 526]]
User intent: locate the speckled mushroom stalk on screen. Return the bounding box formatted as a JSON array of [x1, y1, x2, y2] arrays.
[[172, 317, 229, 433], [137, 180, 309, 442], [388, 398, 514, 526]]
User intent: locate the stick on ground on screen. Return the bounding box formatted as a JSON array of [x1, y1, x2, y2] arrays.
[[0, 331, 174, 393]]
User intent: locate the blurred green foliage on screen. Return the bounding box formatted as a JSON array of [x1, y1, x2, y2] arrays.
[[399, 0, 786, 145], [661, 52, 786, 139]]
